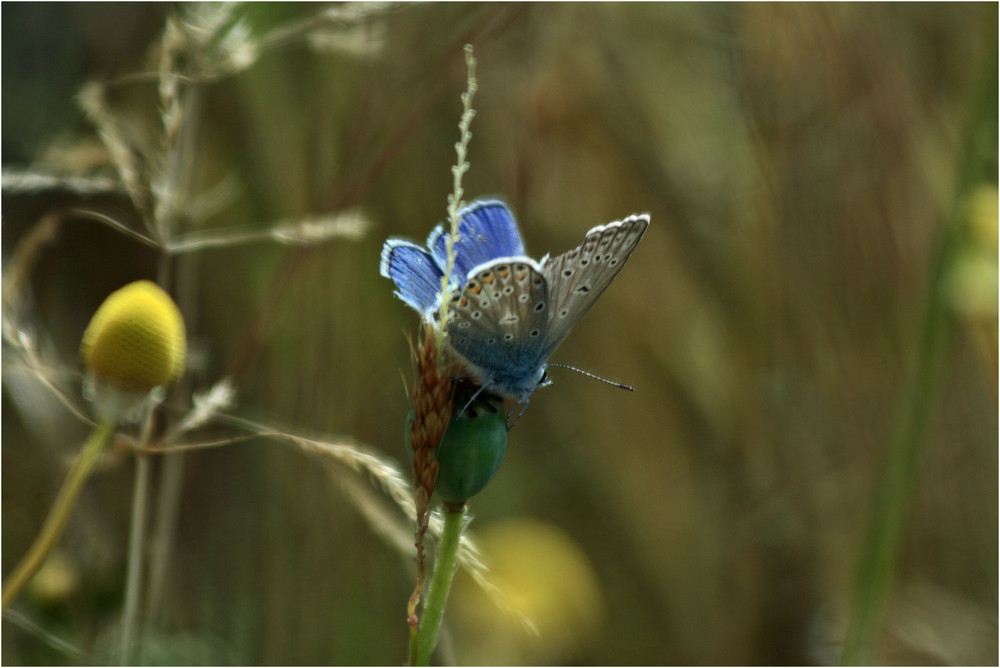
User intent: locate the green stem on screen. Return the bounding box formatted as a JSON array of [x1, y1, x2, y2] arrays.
[[119, 404, 160, 665], [840, 36, 996, 665], [1, 419, 116, 611], [144, 451, 185, 632], [414, 504, 466, 665], [408, 623, 419, 666], [120, 453, 151, 665]]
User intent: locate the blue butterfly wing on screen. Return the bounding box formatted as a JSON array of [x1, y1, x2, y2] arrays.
[[430, 200, 526, 281], [445, 257, 550, 399], [380, 239, 444, 318], [540, 214, 649, 352]]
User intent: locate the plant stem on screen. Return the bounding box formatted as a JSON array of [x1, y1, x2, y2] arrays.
[[840, 39, 996, 665], [144, 451, 185, 631], [408, 622, 420, 666], [119, 407, 159, 665], [1, 419, 116, 611], [119, 453, 151, 665], [414, 504, 466, 665], [434, 43, 478, 353]]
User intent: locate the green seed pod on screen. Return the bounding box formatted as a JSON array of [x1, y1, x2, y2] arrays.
[[407, 392, 508, 505]]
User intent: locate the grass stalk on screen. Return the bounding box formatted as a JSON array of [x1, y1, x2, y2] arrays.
[[144, 451, 185, 632], [434, 44, 478, 352], [119, 452, 151, 665], [840, 42, 996, 665]]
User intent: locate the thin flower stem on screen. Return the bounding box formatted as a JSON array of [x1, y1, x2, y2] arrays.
[[119, 452, 151, 665], [144, 451, 186, 632], [1, 419, 116, 611], [408, 623, 420, 666], [415, 504, 466, 665], [120, 396, 160, 665]]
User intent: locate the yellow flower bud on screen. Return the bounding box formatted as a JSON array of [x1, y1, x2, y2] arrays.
[[81, 280, 186, 392]]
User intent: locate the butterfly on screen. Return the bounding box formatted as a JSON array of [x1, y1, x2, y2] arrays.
[[380, 199, 649, 410]]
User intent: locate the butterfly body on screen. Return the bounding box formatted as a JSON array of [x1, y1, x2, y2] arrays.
[[381, 200, 648, 404]]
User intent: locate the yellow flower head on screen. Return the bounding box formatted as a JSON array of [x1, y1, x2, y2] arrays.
[[81, 280, 186, 392]]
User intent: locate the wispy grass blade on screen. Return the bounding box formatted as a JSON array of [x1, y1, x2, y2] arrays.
[[840, 40, 998, 666]]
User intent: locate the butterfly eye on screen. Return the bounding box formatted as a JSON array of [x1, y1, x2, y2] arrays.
[[574, 284, 591, 294], [529, 329, 540, 337], [534, 301, 545, 312], [562, 269, 573, 277], [503, 333, 513, 341], [518, 294, 529, 303]]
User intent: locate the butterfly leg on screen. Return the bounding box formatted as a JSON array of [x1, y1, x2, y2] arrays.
[[456, 382, 489, 419], [504, 397, 531, 431]]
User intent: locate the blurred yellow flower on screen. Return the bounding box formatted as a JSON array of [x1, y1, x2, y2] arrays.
[[451, 518, 604, 665], [26, 550, 78, 606], [81, 280, 186, 392], [946, 184, 998, 318]]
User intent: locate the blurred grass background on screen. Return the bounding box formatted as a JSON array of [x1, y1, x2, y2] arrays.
[[2, 3, 996, 665]]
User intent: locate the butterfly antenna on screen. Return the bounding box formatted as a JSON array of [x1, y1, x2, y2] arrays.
[[547, 363, 635, 391]]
